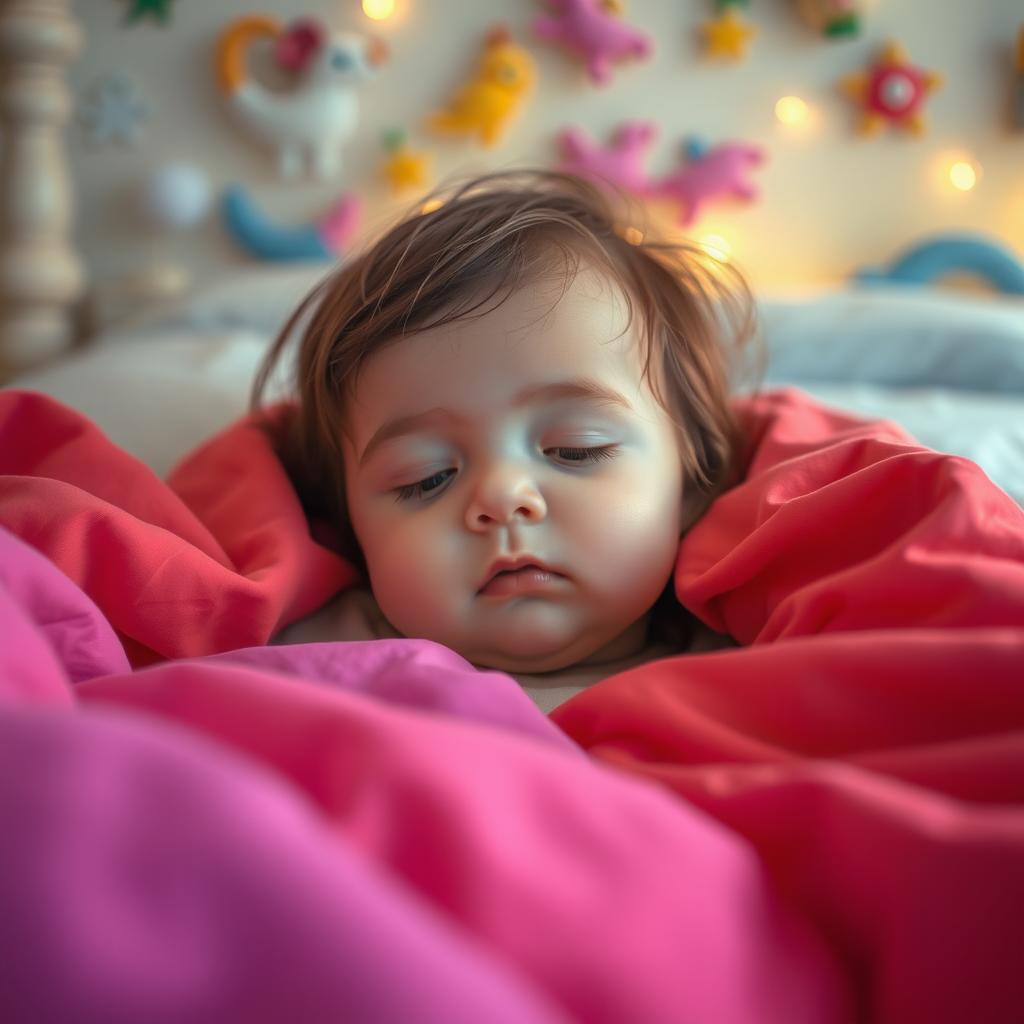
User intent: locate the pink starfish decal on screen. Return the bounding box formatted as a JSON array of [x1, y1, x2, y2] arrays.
[[649, 141, 766, 227], [532, 0, 652, 86], [556, 120, 656, 194]]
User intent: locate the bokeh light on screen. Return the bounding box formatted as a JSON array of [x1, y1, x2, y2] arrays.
[[775, 95, 809, 126], [362, 0, 396, 21], [948, 159, 979, 192]]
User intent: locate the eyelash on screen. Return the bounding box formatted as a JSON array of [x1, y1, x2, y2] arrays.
[[392, 445, 620, 503]]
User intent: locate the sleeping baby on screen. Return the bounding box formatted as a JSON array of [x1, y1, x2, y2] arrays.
[[256, 170, 748, 712]]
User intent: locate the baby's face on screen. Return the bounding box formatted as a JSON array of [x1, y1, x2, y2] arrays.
[[341, 265, 686, 674]]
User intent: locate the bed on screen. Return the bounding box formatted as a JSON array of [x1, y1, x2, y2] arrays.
[[3, 6, 1024, 1024], [9, 263, 1024, 505]]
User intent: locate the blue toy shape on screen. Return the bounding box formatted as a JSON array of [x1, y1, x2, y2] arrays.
[[222, 184, 359, 261], [855, 234, 1024, 296]]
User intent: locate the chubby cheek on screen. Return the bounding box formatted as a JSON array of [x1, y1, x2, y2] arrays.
[[357, 509, 464, 635], [575, 471, 682, 597]]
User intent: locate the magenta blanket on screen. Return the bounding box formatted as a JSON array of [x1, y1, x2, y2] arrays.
[[2, 387, 1024, 1022]]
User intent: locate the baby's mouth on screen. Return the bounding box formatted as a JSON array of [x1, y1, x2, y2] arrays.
[[478, 564, 565, 598]]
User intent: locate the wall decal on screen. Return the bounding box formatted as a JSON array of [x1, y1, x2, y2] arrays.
[[427, 26, 535, 147], [221, 185, 361, 261], [555, 120, 656, 194], [797, 0, 873, 39], [120, 0, 176, 26], [703, 0, 756, 60], [841, 40, 942, 136], [78, 73, 149, 146], [137, 163, 213, 230], [855, 234, 1024, 295], [215, 15, 387, 179], [380, 129, 431, 194], [531, 0, 651, 86], [649, 138, 766, 226]]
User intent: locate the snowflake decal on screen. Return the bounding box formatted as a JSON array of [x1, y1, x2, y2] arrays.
[[78, 73, 150, 146]]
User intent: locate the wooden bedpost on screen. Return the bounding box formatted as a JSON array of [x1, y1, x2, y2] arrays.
[[0, 0, 83, 381]]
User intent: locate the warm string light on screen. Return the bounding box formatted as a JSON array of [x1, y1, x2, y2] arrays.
[[362, 0, 396, 21], [948, 159, 979, 192], [774, 95, 810, 126], [933, 152, 983, 195]]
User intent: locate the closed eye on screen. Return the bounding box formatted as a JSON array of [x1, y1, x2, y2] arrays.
[[392, 445, 620, 503]]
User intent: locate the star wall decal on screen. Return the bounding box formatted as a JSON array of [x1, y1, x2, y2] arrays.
[[121, 0, 176, 26], [841, 41, 943, 136], [703, 5, 756, 60]]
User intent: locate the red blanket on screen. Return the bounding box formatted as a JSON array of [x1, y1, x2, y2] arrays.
[[3, 386, 1024, 1022]]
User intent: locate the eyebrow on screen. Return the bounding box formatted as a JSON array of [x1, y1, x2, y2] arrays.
[[357, 377, 635, 468]]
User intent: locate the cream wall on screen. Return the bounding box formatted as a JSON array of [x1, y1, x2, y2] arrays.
[[69, 0, 1024, 294]]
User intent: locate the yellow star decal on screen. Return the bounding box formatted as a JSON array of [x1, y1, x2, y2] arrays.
[[703, 8, 756, 60]]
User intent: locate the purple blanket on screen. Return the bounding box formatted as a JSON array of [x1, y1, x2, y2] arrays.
[[1, 526, 848, 1022]]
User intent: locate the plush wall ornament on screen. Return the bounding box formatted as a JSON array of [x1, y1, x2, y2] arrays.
[[221, 185, 361, 261], [120, 0, 176, 25], [556, 121, 656, 194], [702, 0, 756, 60], [648, 138, 765, 227], [215, 15, 387, 180], [797, 0, 875, 39], [137, 163, 213, 230], [78, 73, 149, 146], [380, 129, 431, 194], [855, 234, 1024, 296], [840, 40, 942, 136], [531, 0, 652, 86], [427, 27, 535, 147]]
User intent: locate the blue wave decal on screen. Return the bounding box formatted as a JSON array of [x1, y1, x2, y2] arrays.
[[856, 234, 1024, 295]]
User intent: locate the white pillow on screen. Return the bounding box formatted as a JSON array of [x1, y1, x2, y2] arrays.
[[97, 264, 335, 344], [10, 329, 280, 477], [756, 286, 1024, 393], [103, 273, 1024, 396], [790, 382, 1024, 505]]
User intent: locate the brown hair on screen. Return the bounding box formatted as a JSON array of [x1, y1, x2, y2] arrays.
[[251, 169, 762, 641]]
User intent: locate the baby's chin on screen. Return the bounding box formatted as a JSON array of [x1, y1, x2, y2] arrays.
[[468, 649, 581, 676], [459, 631, 614, 676]]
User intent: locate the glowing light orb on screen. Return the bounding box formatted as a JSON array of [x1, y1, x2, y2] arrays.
[[948, 160, 978, 192], [362, 0, 395, 21], [775, 96, 809, 125]]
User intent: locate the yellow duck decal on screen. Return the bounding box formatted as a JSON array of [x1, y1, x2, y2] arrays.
[[427, 27, 535, 147]]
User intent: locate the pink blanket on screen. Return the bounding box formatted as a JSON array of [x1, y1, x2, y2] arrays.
[[2, 387, 1023, 1022]]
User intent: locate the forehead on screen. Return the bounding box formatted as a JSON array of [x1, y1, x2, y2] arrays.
[[346, 266, 650, 428]]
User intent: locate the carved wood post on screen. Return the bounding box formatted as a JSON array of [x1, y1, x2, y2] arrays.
[[0, 0, 83, 379]]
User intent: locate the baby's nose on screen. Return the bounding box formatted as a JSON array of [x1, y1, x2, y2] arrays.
[[465, 470, 547, 528]]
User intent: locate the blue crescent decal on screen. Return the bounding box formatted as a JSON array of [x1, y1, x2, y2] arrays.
[[856, 234, 1024, 295], [221, 184, 332, 261]]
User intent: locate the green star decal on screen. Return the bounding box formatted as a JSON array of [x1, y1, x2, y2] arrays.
[[122, 0, 176, 25]]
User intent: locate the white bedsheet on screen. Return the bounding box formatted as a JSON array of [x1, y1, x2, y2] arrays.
[[780, 383, 1024, 505]]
